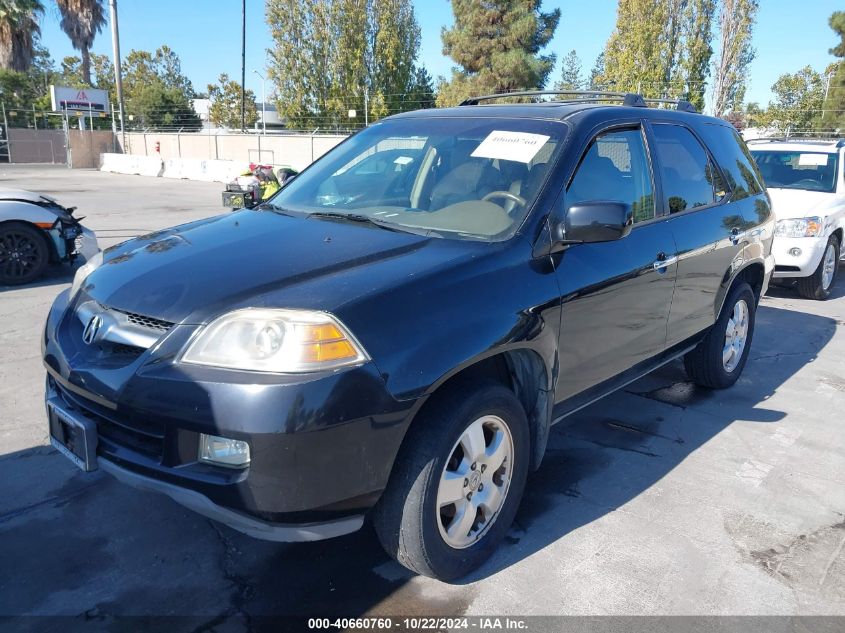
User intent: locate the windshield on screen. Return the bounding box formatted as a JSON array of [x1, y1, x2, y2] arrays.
[[268, 117, 566, 240], [750, 150, 839, 193]]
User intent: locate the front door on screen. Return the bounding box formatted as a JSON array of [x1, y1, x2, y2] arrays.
[[554, 125, 677, 402]]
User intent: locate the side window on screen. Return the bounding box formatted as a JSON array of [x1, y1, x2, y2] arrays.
[[652, 124, 727, 214], [698, 123, 764, 200], [567, 128, 655, 223]]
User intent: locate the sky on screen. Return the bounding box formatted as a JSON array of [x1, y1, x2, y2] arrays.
[[38, 0, 840, 110]]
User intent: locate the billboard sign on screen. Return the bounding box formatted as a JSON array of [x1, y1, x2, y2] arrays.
[[50, 85, 110, 113]]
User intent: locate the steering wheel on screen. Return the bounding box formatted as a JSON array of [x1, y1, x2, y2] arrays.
[[482, 190, 527, 208]]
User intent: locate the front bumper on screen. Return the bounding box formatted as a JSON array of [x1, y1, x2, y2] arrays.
[[73, 226, 100, 262], [100, 455, 364, 541], [771, 235, 827, 278], [43, 289, 413, 540]]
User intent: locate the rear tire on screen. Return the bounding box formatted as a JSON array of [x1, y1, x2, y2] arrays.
[[797, 235, 839, 301], [684, 282, 756, 389], [0, 222, 50, 286], [373, 381, 529, 582]]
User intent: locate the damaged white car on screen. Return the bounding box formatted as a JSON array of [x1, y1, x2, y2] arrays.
[[0, 189, 99, 286]]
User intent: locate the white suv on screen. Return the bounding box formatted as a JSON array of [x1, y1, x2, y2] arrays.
[[748, 139, 844, 300]]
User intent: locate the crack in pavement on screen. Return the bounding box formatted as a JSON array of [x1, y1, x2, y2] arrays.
[[207, 520, 255, 632]]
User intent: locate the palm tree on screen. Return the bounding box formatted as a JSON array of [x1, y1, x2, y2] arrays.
[[56, 0, 105, 86], [0, 0, 43, 72]]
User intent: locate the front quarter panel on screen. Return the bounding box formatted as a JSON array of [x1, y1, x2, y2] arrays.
[[336, 237, 562, 403]]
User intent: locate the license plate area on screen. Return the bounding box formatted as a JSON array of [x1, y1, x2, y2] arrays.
[[48, 400, 98, 472]]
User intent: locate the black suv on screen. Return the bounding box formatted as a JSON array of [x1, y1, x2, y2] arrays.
[[43, 92, 774, 581]]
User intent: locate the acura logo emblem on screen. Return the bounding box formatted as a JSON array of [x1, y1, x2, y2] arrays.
[[82, 315, 103, 345]]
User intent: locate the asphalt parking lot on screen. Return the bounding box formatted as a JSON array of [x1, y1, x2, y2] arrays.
[[1, 164, 844, 625]]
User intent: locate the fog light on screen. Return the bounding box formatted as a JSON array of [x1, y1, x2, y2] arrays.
[[198, 433, 250, 468], [788, 247, 802, 257]]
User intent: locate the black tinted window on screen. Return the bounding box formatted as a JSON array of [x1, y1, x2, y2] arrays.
[[652, 124, 725, 214], [567, 128, 655, 223], [699, 124, 764, 200]]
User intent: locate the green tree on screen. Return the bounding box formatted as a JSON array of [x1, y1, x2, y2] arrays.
[[588, 51, 606, 89], [406, 65, 435, 110], [711, 0, 758, 117], [743, 101, 764, 128], [207, 73, 258, 129], [0, 0, 42, 71], [554, 49, 582, 92], [267, 0, 332, 129], [763, 66, 826, 134], [601, 0, 714, 105], [30, 42, 54, 105], [679, 0, 715, 110], [819, 12, 845, 132], [603, 0, 669, 96], [368, 0, 421, 119], [436, 0, 560, 106], [56, 0, 105, 86], [267, 0, 423, 129], [60, 53, 112, 88], [122, 46, 199, 131]]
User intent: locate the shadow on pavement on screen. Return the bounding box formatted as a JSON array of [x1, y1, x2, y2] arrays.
[[0, 303, 836, 625], [0, 265, 75, 294]]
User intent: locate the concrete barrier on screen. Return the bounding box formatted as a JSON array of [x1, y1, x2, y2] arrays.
[[100, 153, 163, 177], [162, 158, 242, 183]]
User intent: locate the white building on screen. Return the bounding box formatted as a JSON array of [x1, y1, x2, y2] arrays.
[[191, 98, 283, 131]]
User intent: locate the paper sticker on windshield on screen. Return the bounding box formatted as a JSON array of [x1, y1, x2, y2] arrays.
[[393, 156, 414, 165], [798, 153, 829, 166], [471, 131, 551, 164]]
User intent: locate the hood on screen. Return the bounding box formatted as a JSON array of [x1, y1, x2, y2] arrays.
[[766, 188, 840, 220], [0, 188, 58, 204], [82, 209, 478, 324]]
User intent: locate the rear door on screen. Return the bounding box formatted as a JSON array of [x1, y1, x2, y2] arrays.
[[554, 124, 677, 402], [648, 122, 749, 347]]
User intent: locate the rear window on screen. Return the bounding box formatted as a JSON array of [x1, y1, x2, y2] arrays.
[[698, 124, 765, 200], [750, 150, 839, 193]]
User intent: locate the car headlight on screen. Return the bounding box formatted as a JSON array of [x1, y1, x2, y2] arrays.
[[70, 250, 103, 297], [774, 217, 823, 238], [180, 308, 369, 373]]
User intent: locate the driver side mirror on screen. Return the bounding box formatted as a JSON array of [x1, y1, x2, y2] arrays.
[[555, 200, 633, 245]]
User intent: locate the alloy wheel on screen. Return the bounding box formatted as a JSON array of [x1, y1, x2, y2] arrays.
[[0, 231, 43, 281], [821, 243, 837, 291], [436, 414, 514, 549], [722, 299, 749, 373]]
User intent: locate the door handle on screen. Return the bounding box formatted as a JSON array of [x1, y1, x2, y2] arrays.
[[653, 253, 678, 271], [729, 228, 747, 244]]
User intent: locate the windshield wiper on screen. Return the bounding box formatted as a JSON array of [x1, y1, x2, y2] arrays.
[[307, 211, 406, 232], [255, 202, 297, 217]]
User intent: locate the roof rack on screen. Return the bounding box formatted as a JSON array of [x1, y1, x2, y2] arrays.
[[746, 137, 845, 147], [643, 97, 697, 113], [458, 90, 698, 113]]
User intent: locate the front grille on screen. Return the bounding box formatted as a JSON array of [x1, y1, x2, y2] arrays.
[[55, 382, 165, 461], [110, 343, 146, 357], [121, 311, 174, 332]]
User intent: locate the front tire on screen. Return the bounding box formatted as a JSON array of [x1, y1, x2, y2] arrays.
[[684, 282, 756, 389], [373, 381, 529, 582], [0, 222, 50, 285], [797, 235, 839, 300]]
